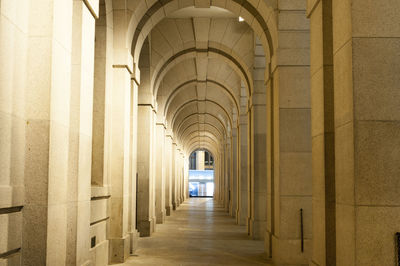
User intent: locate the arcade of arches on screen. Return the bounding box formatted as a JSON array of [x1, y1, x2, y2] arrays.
[[1, 0, 399, 265]]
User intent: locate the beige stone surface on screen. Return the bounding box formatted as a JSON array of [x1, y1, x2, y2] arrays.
[[1, 1, 398, 265], [118, 198, 271, 266]]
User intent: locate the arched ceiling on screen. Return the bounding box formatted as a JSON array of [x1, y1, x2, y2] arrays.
[[127, 0, 277, 65], [130, 1, 275, 155]]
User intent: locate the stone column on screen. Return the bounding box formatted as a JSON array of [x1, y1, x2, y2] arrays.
[[307, 0, 335, 265], [108, 62, 132, 261], [175, 148, 180, 206], [128, 78, 139, 253], [249, 92, 267, 240], [332, 1, 400, 265], [171, 142, 177, 209], [174, 144, 180, 207], [0, 2, 28, 265], [225, 141, 231, 211], [136, 104, 156, 236], [196, 150, 205, 170], [164, 134, 173, 216], [179, 152, 185, 204], [236, 113, 249, 225], [155, 122, 166, 224], [214, 155, 219, 200], [269, 2, 312, 264], [69, 1, 100, 265], [106, 4, 135, 262], [20, 1, 74, 265], [230, 127, 239, 217], [219, 148, 224, 203]]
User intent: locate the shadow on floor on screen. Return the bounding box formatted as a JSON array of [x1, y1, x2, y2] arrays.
[[116, 198, 273, 266]]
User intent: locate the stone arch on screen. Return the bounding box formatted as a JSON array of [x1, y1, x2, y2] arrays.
[[162, 79, 239, 118], [127, 0, 278, 68], [153, 47, 253, 97], [175, 113, 227, 139], [170, 100, 232, 131]]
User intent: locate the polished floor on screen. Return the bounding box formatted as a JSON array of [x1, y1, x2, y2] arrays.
[[118, 198, 272, 265]]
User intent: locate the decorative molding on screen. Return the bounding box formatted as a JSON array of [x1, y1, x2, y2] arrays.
[[90, 217, 110, 226], [83, 0, 99, 19], [156, 123, 167, 129], [90, 195, 111, 201], [132, 77, 140, 86], [0, 248, 21, 259], [112, 64, 133, 74], [0, 206, 23, 214]]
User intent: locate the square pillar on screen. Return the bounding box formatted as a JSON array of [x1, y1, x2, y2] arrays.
[[236, 114, 249, 226], [164, 135, 173, 216], [230, 128, 239, 217], [136, 104, 156, 237], [249, 93, 267, 240], [269, 3, 312, 264], [332, 1, 400, 265], [155, 123, 166, 224], [21, 1, 74, 265], [171, 142, 177, 210]]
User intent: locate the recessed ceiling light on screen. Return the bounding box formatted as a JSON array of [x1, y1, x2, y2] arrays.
[[238, 16, 244, 22]]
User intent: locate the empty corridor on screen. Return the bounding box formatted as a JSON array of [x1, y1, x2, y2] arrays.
[[119, 198, 271, 265]]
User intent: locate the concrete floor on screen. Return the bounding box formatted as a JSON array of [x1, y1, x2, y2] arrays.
[[118, 198, 272, 265]]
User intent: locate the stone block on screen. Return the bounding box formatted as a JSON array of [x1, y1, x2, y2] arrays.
[[353, 38, 400, 121], [355, 121, 400, 205], [279, 108, 311, 152], [109, 235, 130, 263], [89, 239, 108, 266], [280, 152, 312, 196], [352, 0, 400, 38], [278, 11, 309, 31], [90, 198, 108, 224], [0, 252, 21, 266], [355, 206, 400, 265], [279, 67, 311, 108], [272, 235, 311, 265], [0, 212, 22, 254], [335, 122, 354, 205], [279, 0, 307, 10], [335, 203, 355, 266], [277, 47, 310, 66], [279, 196, 312, 239]]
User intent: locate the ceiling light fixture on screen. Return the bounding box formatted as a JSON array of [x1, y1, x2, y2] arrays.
[[238, 16, 244, 22]]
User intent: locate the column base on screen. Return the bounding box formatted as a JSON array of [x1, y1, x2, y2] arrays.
[[138, 218, 155, 237], [89, 239, 109, 265], [172, 202, 176, 210], [156, 210, 165, 224], [249, 218, 266, 240], [165, 206, 171, 216], [271, 235, 311, 265], [129, 230, 140, 254], [264, 231, 272, 257], [236, 210, 246, 225], [109, 235, 130, 263]]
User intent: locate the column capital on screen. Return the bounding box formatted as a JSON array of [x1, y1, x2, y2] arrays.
[[113, 49, 133, 74], [156, 123, 167, 129]]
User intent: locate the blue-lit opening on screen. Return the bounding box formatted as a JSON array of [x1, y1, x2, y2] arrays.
[[188, 170, 214, 197]]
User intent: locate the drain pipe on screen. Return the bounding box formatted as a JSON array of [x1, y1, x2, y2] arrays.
[[396, 232, 400, 266], [300, 208, 304, 253]]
